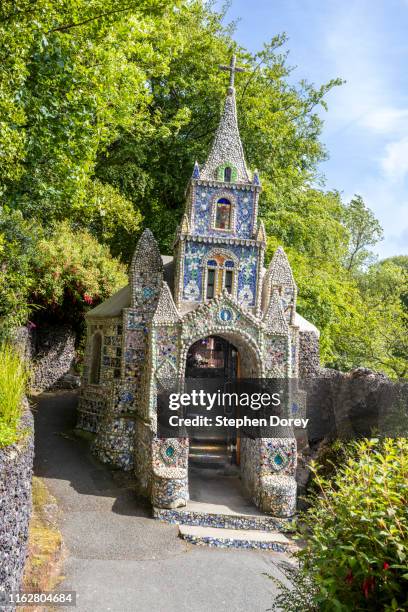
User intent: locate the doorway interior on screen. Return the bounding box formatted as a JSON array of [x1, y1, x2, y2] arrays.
[[185, 335, 239, 468]]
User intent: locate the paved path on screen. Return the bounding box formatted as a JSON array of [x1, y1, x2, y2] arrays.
[[33, 392, 291, 612]]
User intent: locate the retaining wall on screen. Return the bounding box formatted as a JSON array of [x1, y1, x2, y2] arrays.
[[0, 405, 34, 607]]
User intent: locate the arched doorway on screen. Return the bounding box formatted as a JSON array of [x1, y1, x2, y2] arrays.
[[184, 334, 261, 468]]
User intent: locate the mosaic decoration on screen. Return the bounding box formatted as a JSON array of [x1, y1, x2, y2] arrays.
[[200, 76, 250, 183], [152, 438, 188, 475], [77, 59, 323, 524], [153, 507, 294, 533], [152, 477, 189, 509], [156, 328, 178, 367], [218, 308, 234, 323], [264, 336, 288, 376], [182, 241, 259, 307]]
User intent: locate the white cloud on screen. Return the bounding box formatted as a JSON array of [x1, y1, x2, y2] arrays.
[[361, 107, 408, 133], [381, 137, 408, 182]]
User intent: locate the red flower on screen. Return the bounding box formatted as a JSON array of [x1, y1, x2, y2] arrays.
[[345, 570, 353, 585], [383, 562, 390, 570], [83, 293, 93, 305]]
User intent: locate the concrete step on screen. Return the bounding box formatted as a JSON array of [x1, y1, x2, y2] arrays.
[[189, 445, 232, 468], [178, 524, 291, 551], [153, 505, 294, 533]]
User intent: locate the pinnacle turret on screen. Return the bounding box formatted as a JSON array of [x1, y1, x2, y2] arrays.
[[200, 56, 250, 183]]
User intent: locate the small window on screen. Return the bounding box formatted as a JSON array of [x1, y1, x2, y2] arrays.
[[224, 166, 232, 182], [215, 198, 232, 230], [225, 270, 233, 294], [90, 333, 102, 384], [207, 268, 216, 299]]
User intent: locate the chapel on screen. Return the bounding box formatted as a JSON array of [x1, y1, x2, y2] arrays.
[[77, 56, 320, 517]]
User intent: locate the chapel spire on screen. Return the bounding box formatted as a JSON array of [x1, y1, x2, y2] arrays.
[[200, 55, 250, 183]]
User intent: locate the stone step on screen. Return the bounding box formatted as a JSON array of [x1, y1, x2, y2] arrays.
[[153, 505, 294, 533], [178, 524, 292, 551]]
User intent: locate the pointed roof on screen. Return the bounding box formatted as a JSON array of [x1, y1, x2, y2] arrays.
[[152, 282, 180, 324], [266, 246, 296, 288], [129, 229, 163, 282], [192, 161, 200, 179], [200, 86, 250, 183], [180, 214, 190, 234], [256, 220, 266, 243], [263, 289, 288, 334]]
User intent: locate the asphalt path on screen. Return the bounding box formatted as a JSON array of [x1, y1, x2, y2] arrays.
[[32, 392, 291, 612]]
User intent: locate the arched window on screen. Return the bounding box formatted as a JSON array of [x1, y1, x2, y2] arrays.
[[215, 198, 232, 230], [224, 166, 232, 182], [90, 332, 102, 384], [205, 256, 236, 300]]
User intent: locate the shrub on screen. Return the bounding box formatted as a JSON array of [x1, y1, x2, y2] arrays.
[[274, 438, 408, 611], [0, 208, 40, 338], [0, 344, 29, 447], [0, 210, 128, 338], [30, 221, 127, 328]]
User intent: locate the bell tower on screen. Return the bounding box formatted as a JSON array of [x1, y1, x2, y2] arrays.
[[173, 56, 265, 315]]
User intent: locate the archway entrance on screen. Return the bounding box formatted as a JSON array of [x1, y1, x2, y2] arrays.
[[185, 335, 242, 467]]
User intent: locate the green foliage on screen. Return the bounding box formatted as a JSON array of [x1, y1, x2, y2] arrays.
[[1, 0, 174, 227], [276, 439, 408, 611], [0, 207, 39, 337], [95, 5, 342, 257], [0, 1, 406, 376], [343, 195, 384, 273], [30, 222, 128, 328], [0, 344, 29, 447], [351, 261, 408, 378], [0, 208, 127, 336]]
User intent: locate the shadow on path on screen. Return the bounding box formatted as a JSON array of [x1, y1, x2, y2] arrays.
[[30, 391, 287, 612], [31, 390, 147, 518]]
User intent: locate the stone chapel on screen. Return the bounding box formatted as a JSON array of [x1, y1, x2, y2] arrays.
[[78, 56, 320, 518]]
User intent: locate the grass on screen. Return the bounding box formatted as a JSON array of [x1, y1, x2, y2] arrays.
[[0, 343, 29, 448], [23, 477, 64, 596]]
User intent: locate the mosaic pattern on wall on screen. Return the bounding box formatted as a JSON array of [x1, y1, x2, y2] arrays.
[[182, 241, 259, 306], [192, 184, 257, 239]]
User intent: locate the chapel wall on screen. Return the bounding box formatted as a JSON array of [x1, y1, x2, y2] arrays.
[[298, 330, 321, 379]]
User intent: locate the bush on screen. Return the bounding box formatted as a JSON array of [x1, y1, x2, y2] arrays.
[[0, 210, 127, 338], [30, 221, 127, 328], [274, 438, 408, 611], [0, 208, 39, 338], [0, 344, 29, 447]]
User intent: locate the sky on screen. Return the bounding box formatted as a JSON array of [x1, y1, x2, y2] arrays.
[[216, 0, 408, 258]]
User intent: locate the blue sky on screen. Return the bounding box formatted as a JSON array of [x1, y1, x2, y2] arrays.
[[216, 0, 408, 258]]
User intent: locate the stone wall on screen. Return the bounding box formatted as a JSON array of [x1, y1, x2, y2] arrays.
[[0, 404, 34, 603], [296, 368, 407, 505], [14, 325, 76, 394]]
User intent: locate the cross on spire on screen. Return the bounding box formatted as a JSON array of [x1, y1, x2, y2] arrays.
[[219, 54, 245, 90]]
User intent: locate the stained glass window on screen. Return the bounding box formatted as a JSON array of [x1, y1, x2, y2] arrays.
[[215, 198, 232, 229]]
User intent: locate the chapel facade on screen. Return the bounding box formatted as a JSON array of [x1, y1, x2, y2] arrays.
[[77, 57, 320, 517]]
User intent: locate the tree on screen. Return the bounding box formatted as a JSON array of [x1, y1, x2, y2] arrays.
[[0, 0, 174, 233], [343, 195, 383, 273], [1, 1, 406, 377], [356, 261, 408, 378]]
